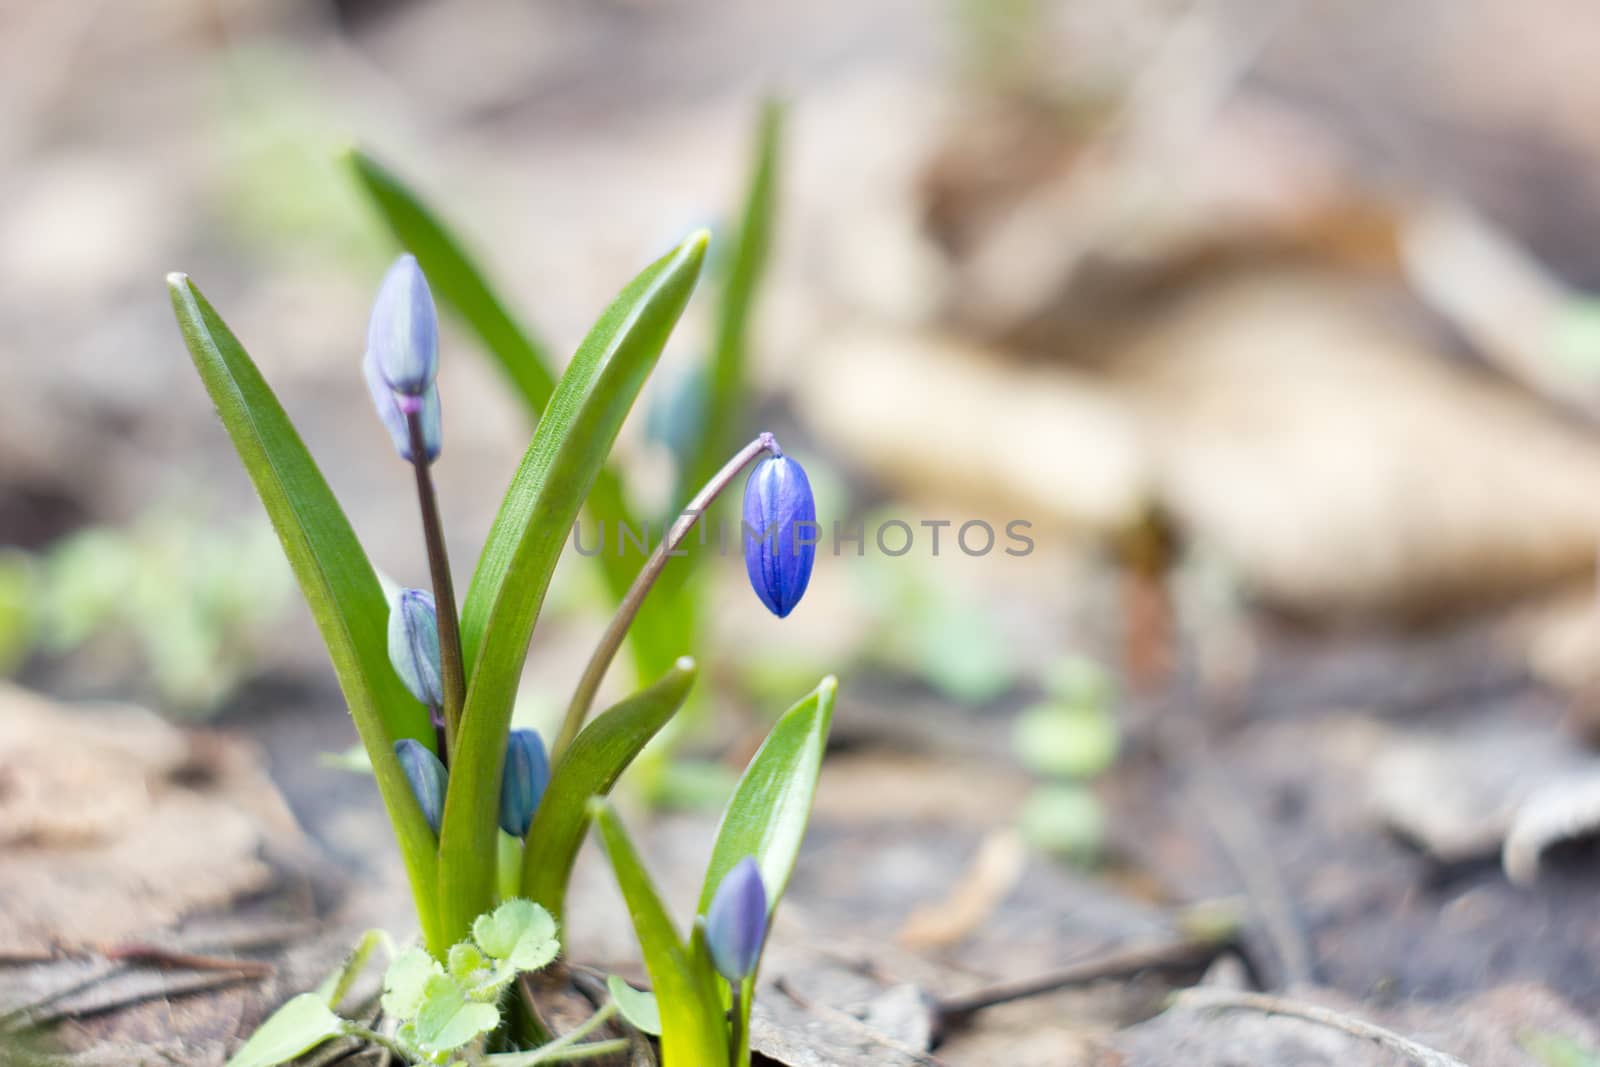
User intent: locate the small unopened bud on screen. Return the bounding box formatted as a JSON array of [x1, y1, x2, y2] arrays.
[[364, 350, 441, 464], [368, 254, 438, 395], [498, 729, 550, 837], [388, 588, 443, 709], [394, 738, 447, 834], [742, 450, 817, 618], [705, 857, 767, 982]]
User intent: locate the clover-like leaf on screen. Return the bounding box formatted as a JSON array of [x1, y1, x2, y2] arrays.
[[606, 975, 662, 1037], [448, 942, 488, 984], [472, 898, 559, 972], [224, 993, 344, 1067], [413, 973, 500, 1054], [382, 946, 442, 1021]]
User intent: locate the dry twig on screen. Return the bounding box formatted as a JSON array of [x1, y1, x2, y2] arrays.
[[1176, 988, 1469, 1067]]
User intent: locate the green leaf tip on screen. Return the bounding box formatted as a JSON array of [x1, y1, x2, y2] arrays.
[[607, 975, 663, 1036], [223, 994, 344, 1067]]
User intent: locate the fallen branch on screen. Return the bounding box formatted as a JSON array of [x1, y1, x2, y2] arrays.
[[1176, 988, 1468, 1067], [934, 935, 1227, 1029]]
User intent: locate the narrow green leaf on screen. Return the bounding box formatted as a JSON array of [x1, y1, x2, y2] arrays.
[[606, 975, 662, 1036], [687, 98, 782, 497], [437, 233, 708, 942], [315, 928, 391, 1010], [168, 275, 442, 952], [520, 658, 698, 918], [592, 801, 729, 1067], [347, 148, 681, 692], [698, 675, 834, 1067], [225, 994, 344, 1067], [590, 470, 684, 686], [698, 675, 837, 916], [345, 148, 556, 413]]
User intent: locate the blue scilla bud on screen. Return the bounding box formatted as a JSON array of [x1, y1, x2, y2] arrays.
[[364, 349, 441, 463], [742, 450, 817, 618], [705, 857, 768, 982], [388, 587, 443, 709], [395, 738, 447, 834], [368, 254, 438, 396], [498, 729, 550, 837]]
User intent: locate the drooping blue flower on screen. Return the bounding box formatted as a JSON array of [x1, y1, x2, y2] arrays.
[[388, 587, 443, 709], [742, 451, 816, 617], [395, 738, 447, 834], [368, 254, 438, 396], [364, 349, 441, 463], [705, 857, 768, 982], [498, 729, 550, 838]]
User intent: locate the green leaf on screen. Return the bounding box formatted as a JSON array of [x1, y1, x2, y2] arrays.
[[447, 942, 488, 984], [606, 975, 662, 1037], [168, 274, 442, 952], [382, 946, 442, 1020], [592, 801, 729, 1067], [315, 928, 391, 1010], [698, 675, 835, 1065], [345, 148, 557, 413], [413, 973, 500, 1054], [347, 148, 680, 695], [687, 98, 783, 499], [698, 676, 837, 918], [225, 994, 344, 1067], [520, 657, 698, 919], [472, 898, 559, 972], [437, 232, 708, 942]]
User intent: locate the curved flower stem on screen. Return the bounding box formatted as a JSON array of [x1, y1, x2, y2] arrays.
[[407, 411, 467, 761], [552, 432, 778, 761]]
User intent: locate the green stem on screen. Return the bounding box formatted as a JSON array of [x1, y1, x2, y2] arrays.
[[517, 1038, 631, 1065], [407, 411, 467, 761], [484, 1004, 621, 1066], [729, 985, 745, 1067], [552, 432, 777, 761], [497, 831, 523, 903], [344, 1025, 414, 1061]]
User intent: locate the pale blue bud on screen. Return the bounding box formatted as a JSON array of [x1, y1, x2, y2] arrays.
[[395, 738, 447, 834], [364, 349, 441, 463], [368, 254, 438, 395], [388, 587, 442, 708], [705, 857, 767, 982]]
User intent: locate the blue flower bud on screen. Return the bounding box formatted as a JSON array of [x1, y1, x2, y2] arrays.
[[705, 857, 768, 982], [368, 254, 438, 396], [498, 729, 550, 837], [388, 588, 443, 708], [395, 738, 447, 834], [742, 452, 817, 618], [364, 349, 441, 463]]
